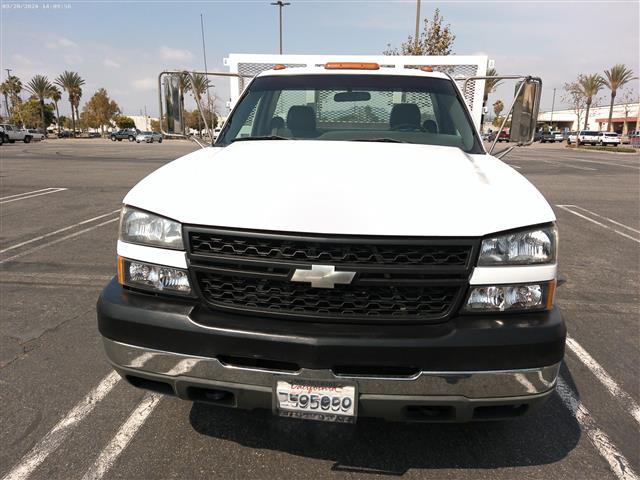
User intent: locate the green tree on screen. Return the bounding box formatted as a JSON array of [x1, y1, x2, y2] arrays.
[[26, 75, 53, 129], [578, 74, 605, 129], [384, 8, 455, 56], [493, 99, 504, 119], [12, 97, 54, 129], [115, 115, 136, 129], [48, 85, 62, 134], [1, 75, 23, 116], [82, 88, 120, 134], [55, 71, 85, 136], [563, 81, 587, 143], [602, 64, 636, 132]]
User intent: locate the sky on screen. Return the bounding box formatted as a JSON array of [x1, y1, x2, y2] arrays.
[[1, 0, 639, 119]]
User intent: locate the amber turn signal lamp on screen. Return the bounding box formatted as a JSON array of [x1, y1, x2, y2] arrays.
[[324, 62, 380, 70], [546, 280, 557, 310], [117, 256, 125, 285], [420, 66, 434, 72], [273, 64, 286, 70]]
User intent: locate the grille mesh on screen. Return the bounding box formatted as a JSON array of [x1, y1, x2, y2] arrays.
[[197, 272, 458, 320], [189, 232, 471, 267]]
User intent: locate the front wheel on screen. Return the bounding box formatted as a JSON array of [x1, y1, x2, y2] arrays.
[[158, 138, 162, 143], [136, 140, 140, 143], [128, 136, 134, 142], [23, 136, 32, 143], [111, 136, 116, 141]]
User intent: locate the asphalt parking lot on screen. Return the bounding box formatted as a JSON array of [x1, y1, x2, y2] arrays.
[[0, 139, 638, 480]]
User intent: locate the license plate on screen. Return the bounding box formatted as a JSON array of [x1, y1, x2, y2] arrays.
[[274, 380, 357, 423]]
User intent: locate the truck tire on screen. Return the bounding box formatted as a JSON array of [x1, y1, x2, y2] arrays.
[[158, 138, 162, 143], [24, 136, 32, 143], [111, 136, 116, 141], [128, 136, 135, 142]]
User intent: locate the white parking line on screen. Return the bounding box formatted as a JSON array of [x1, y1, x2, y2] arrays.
[[0, 217, 119, 264], [567, 205, 640, 234], [566, 336, 640, 425], [81, 359, 200, 480], [557, 377, 639, 480], [557, 205, 640, 244], [539, 159, 597, 171], [0, 188, 67, 204], [0, 210, 120, 254], [0, 354, 153, 480]]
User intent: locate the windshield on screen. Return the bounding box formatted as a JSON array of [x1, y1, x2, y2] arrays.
[[216, 74, 483, 153]]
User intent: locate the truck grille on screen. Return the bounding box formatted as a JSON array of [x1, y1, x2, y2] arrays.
[[186, 227, 478, 323]]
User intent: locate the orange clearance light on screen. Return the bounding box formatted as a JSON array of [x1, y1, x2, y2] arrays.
[[546, 280, 557, 310], [117, 256, 125, 285], [420, 66, 434, 72], [273, 64, 286, 70], [324, 62, 380, 70]]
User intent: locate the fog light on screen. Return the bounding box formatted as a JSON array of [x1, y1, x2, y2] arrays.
[[464, 282, 554, 312], [118, 256, 191, 295]]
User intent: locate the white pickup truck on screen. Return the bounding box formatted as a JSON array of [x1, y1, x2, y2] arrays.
[[98, 59, 564, 423], [0, 123, 33, 144]]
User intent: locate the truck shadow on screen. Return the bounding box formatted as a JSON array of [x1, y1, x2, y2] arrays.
[[188, 363, 580, 476]]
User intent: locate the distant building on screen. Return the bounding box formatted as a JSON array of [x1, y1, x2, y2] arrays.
[[537, 102, 639, 133], [124, 115, 159, 132]]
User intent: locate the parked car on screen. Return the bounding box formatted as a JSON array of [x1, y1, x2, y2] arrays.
[[110, 129, 138, 142], [482, 131, 496, 142], [0, 123, 32, 143], [0, 125, 5, 145], [540, 131, 555, 143], [577, 130, 600, 146], [26, 129, 46, 141], [98, 62, 564, 424], [135, 131, 163, 143], [57, 130, 72, 138], [496, 130, 510, 142], [598, 132, 620, 146], [553, 131, 564, 142], [627, 130, 640, 147], [566, 132, 578, 145]]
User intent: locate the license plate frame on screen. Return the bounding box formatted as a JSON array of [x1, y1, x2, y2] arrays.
[[273, 378, 358, 424]]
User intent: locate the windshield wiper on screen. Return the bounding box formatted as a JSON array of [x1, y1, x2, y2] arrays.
[[230, 135, 290, 143], [352, 138, 407, 143]]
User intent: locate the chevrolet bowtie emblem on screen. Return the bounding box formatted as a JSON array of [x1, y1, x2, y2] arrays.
[[291, 265, 356, 289]]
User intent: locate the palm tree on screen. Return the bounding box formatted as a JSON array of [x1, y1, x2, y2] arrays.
[[481, 68, 502, 125], [55, 71, 85, 136], [493, 99, 504, 119], [26, 75, 53, 130], [578, 74, 604, 129], [602, 64, 636, 132], [48, 85, 62, 134], [185, 73, 211, 135], [1, 75, 23, 116]]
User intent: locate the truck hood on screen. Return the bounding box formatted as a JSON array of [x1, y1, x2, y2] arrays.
[[123, 140, 555, 237]]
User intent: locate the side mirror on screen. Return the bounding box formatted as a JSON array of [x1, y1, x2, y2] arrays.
[[510, 78, 542, 144], [161, 74, 185, 136]]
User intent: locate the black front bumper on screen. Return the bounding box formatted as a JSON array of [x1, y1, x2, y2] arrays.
[[97, 278, 565, 373]]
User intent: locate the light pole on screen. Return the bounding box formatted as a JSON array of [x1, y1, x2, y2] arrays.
[[270, 1, 290, 54], [550, 87, 556, 128], [414, 0, 421, 53]]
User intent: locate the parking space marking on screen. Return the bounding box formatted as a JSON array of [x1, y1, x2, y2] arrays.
[[557, 205, 640, 244], [557, 377, 639, 480], [1, 355, 152, 480], [81, 359, 200, 480], [567, 205, 640, 235], [539, 159, 597, 171], [0, 210, 120, 255], [557, 157, 640, 170], [0, 188, 67, 204], [566, 336, 640, 425], [0, 217, 119, 264]]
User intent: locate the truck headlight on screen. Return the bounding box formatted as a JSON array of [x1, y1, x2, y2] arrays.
[[464, 281, 555, 312], [120, 206, 183, 249], [478, 225, 557, 266], [118, 257, 191, 295]]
